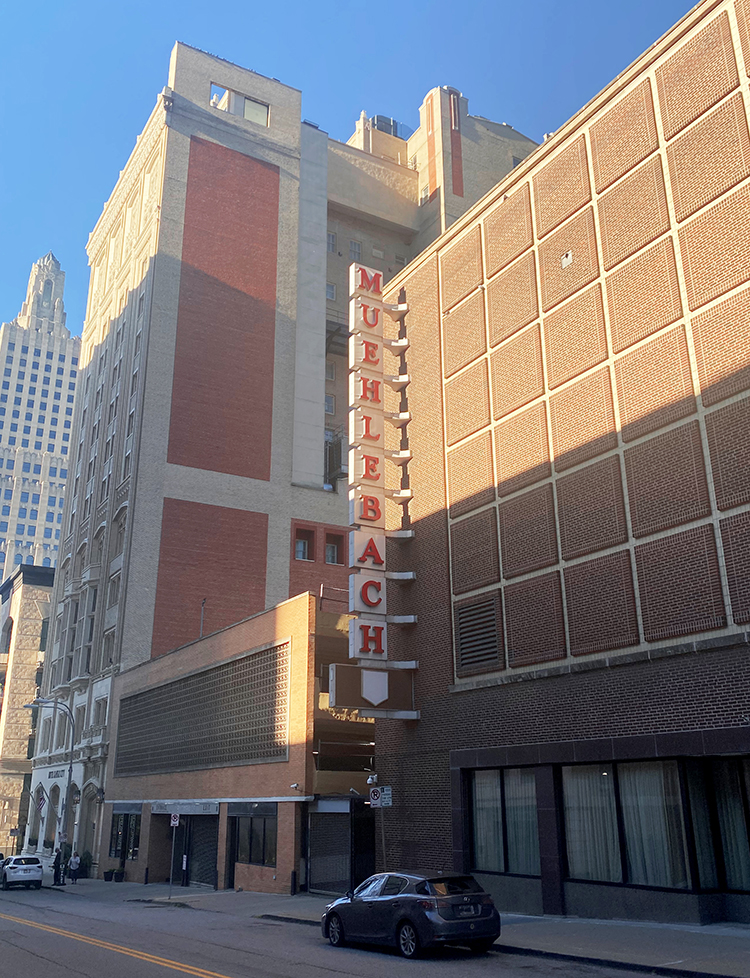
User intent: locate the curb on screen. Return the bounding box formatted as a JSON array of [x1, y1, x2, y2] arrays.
[[259, 913, 320, 927]]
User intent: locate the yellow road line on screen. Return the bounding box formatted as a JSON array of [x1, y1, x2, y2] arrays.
[[0, 911, 239, 978]]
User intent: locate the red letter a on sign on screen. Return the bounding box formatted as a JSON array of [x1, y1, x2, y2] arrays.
[[358, 537, 384, 565]]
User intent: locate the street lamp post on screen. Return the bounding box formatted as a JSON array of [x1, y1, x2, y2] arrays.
[[24, 698, 75, 855]]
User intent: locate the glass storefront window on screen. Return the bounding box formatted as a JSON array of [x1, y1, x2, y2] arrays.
[[562, 764, 621, 882], [471, 768, 540, 876]]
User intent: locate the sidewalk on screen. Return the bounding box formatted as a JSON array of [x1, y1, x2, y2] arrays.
[[40, 874, 750, 978]]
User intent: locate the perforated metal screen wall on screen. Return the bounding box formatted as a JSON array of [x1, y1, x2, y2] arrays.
[[114, 642, 290, 776]]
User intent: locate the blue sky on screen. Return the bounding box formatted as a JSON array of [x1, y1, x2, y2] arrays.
[[0, 0, 693, 335]]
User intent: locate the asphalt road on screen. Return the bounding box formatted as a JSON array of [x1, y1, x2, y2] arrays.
[[0, 887, 640, 978]]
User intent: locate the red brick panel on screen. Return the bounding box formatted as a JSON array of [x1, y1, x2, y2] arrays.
[[288, 520, 349, 600], [737, 0, 750, 76], [590, 79, 659, 193], [486, 251, 538, 347], [538, 207, 599, 312], [495, 401, 551, 498], [655, 12, 739, 140], [667, 94, 750, 223], [679, 183, 750, 310], [450, 509, 500, 595], [490, 324, 544, 419], [544, 284, 608, 389], [483, 183, 533, 278], [598, 157, 670, 271], [533, 136, 592, 239], [442, 291, 486, 377], [564, 551, 639, 655], [556, 456, 628, 560], [691, 287, 750, 405], [447, 432, 495, 518], [549, 367, 618, 471], [444, 360, 490, 446], [624, 422, 711, 538], [614, 326, 695, 442], [151, 498, 268, 657], [605, 237, 682, 353], [440, 226, 483, 311], [635, 525, 726, 642], [720, 511, 750, 623], [498, 483, 558, 578], [705, 397, 750, 510], [504, 571, 566, 667], [168, 137, 279, 480]]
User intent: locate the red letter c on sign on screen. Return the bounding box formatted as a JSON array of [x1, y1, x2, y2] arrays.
[[360, 579, 382, 608]]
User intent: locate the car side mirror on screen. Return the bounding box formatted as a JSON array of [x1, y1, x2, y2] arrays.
[[346, 890, 353, 901]]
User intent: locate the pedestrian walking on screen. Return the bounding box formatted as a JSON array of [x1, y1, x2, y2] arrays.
[[68, 851, 80, 884], [52, 847, 63, 886]]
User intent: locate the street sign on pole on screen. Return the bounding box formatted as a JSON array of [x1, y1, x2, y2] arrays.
[[369, 786, 381, 808], [380, 786, 392, 807], [170, 813, 180, 827]]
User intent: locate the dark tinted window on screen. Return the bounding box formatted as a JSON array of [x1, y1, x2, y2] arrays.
[[427, 876, 483, 895], [354, 876, 384, 899], [12, 857, 41, 865], [382, 875, 408, 896]]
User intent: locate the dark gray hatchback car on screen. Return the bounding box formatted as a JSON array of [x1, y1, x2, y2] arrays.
[[321, 872, 501, 958]]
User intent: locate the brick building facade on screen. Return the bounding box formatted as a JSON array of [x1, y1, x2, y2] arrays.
[[377, 0, 750, 925]]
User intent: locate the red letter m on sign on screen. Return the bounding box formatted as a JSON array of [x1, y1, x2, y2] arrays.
[[358, 268, 383, 295]]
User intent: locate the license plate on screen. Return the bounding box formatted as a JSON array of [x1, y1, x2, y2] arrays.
[[458, 905, 476, 917]]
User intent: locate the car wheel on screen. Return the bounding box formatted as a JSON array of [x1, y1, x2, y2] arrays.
[[34, 882, 42, 890], [397, 921, 420, 959], [327, 913, 345, 948], [469, 938, 497, 953]]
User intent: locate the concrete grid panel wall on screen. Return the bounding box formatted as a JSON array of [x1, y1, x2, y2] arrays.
[[434, 0, 750, 684]]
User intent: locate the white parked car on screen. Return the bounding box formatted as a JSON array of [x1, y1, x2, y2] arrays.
[[1, 856, 43, 890]]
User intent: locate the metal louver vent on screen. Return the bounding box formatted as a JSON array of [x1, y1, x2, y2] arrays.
[[456, 598, 499, 673]]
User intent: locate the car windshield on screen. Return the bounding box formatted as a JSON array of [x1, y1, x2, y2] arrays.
[[12, 858, 41, 865], [427, 876, 483, 896]]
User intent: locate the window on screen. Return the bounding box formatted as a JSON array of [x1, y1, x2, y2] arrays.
[[74, 705, 86, 743], [325, 534, 344, 565], [349, 240, 361, 262], [327, 231, 336, 253], [243, 96, 269, 126], [325, 283, 336, 302], [420, 185, 430, 205], [325, 360, 335, 382], [109, 813, 141, 860], [108, 575, 121, 607], [235, 804, 277, 866], [395, 255, 406, 267], [471, 768, 540, 875], [94, 697, 108, 725], [294, 528, 314, 561], [210, 83, 269, 127], [325, 394, 335, 415]]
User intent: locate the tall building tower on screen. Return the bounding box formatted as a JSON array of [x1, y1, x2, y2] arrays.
[[0, 254, 81, 577]]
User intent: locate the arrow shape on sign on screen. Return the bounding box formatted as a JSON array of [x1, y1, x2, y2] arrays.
[[361, 669, 388, 706]]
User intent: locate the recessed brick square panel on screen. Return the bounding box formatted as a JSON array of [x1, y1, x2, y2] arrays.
[[598, 157, 670, 270], [168, 137, 279, 480], [504, 571, 566, 667], [635, 524, 726, 641], [679, 180, 750, 311], [556, 456, 627, 560], [720, 511, 750, 623], [615, 326, 695, 442], [705, 397, 750, 510], [564, 551, 639, 655], [447, 432, 495, 518], [490, 324, 544, 419], [533, 136, 592, 238], [544, 284, 607, 389], [667, 94, 750, 224], [737, 0, 750, 76], [151, 498, 268, 657], [444, 359, 490, 446], [483, 183, 533, 278], [487, 251, 538, 346], [495, 401, 550, 498], [442, 291, 486, 377], [498, 483, 558, 578], [450, 508, 500, 595], [440, 226, 483, 311], [655, 12, 739, 140], [538, 207, 599, 312], [691, 287, 750, 405], [590, 79, 659, 192], [606, 237, 682, 353], [549, 368, 617, 471], [624, 422, 711, 537]]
